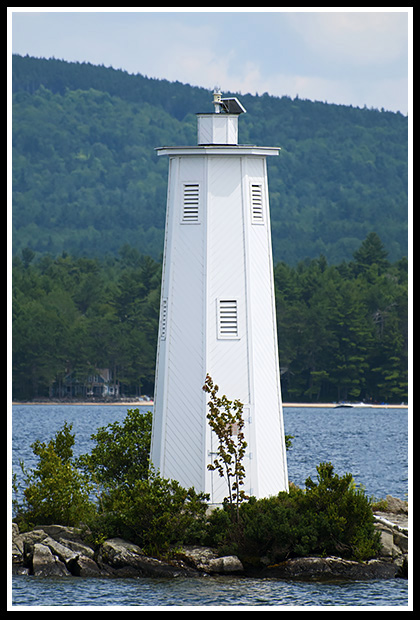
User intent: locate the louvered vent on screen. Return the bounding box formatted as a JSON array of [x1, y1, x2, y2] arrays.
[[250, 183, 264, 223], [218, 299, 239, 339], [182, 183, 200, 222], [160, 298, 168, 340]]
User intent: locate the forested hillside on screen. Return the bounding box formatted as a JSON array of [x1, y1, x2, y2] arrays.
[[12, 235, 407, 403], [11, 56, 408, 404], [12, 54, 408, 265]]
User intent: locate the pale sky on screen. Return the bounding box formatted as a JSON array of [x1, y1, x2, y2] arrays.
[[9, 8, 411, 114]]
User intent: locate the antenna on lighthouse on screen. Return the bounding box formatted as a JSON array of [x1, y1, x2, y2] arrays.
[[212, 87, 247, 115], [213, 87, 223, 113]]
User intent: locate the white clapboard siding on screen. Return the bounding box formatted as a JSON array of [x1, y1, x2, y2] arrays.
[[150, 100, 288, 504]]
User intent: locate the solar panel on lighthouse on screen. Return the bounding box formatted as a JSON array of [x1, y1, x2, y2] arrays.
[[150, 90, 288, 505]]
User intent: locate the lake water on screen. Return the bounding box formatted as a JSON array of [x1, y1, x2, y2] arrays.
[[10, 404, 410, 609]]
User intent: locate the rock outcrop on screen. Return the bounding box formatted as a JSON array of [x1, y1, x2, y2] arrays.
[[173, 545, 244, 574], [259, 555, 399, 581], [372, 495, 408, 578], [12, 524, 243, 579]]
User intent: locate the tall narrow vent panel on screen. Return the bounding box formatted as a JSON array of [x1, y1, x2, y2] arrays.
[[182, 183, 200, 222], [250, 183, 264, 223], [160, 298, 168, 340], [218, 299, 239, 339]]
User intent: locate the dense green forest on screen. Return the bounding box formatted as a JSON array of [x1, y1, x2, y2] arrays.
[[12, 234, 408, 403], [12, 54, 408, 265], [11, 56, 408, 403]]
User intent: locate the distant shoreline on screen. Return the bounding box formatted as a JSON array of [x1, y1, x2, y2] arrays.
[[283, 403, 408, 409], [12, 401, 408, 409]]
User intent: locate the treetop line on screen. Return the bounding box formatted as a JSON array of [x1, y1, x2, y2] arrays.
[[12, 233, 408, 404]]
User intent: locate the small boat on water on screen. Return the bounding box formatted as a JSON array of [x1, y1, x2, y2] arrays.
[[334, 402, 374, 408]]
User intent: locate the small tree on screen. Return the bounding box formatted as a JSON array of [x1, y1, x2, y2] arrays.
[[77, 408, 153, 490], [13, 422, 95, 530], [203, 374, 248, 521]]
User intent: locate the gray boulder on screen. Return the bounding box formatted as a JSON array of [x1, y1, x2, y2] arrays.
[[373, 512, 408, 577], [12, 524, 101, 577], [33, 524, 87, 541], [261, 556, 398, 580], [96, 538, 197, 578], [384, 495, 408, 514], [41, 535, 79, 571], [12, 525, 47, 567], [174, 545, 244, 574], [32, 543, 71, 577], [208, 555, 244, 574]]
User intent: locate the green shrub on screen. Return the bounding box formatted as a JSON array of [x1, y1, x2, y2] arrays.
[[90, 471, 209, 556], [77, 409, 209, 556], [14, 408, 380, 564], [237, 488, 317, 561], [209, 463, 381, 564], [13, 422, 96, 530], [77, 408, 153, 489], [303, 462, 381, 560]]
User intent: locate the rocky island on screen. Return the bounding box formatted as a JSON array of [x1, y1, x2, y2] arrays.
[[12, 495, 407, 581]]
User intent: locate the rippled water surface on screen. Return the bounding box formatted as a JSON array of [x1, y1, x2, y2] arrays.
[[283, 406, 408, 500], [11, 404, 410, 608], [12, 574, 409, 608]]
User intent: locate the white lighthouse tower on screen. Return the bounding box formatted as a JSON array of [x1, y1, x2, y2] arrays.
[[150, 90, 288, 503]]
